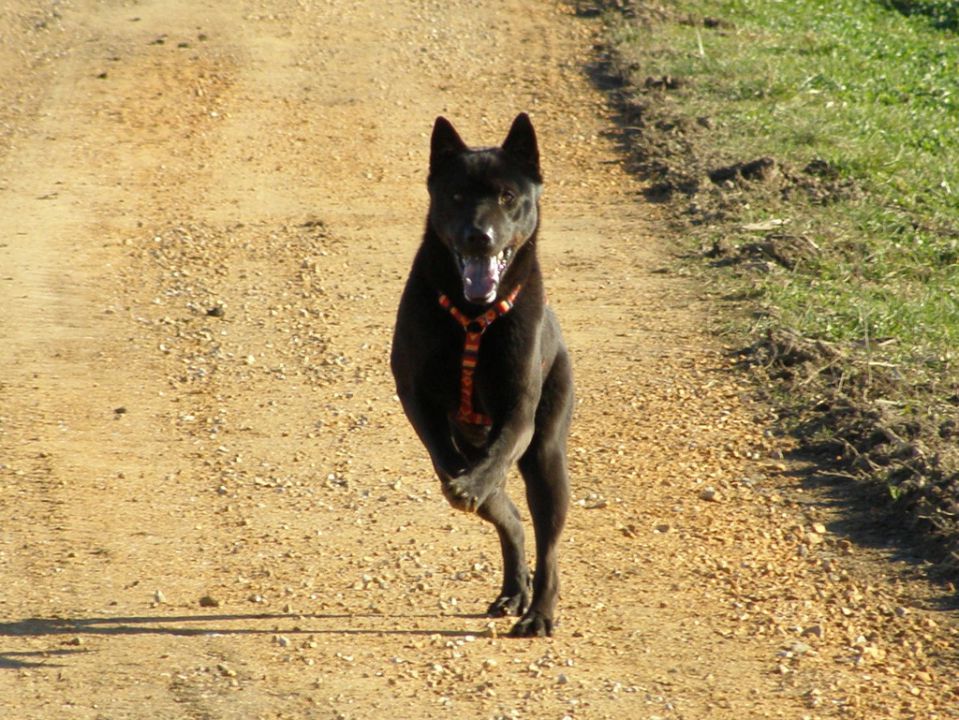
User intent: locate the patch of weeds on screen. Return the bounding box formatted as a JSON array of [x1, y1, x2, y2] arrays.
[[594, 0, 959, 575]]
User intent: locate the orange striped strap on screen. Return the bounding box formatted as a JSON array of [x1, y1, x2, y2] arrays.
[[438, 285, 522, 427]]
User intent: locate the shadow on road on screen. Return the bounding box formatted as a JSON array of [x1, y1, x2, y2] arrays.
[[781, 451, 959, 619], [0, 610, 490, 666], [0, 648, 87, 670]]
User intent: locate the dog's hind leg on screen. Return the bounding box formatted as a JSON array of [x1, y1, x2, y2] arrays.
[[511, 352, 573, 637], [478, 489, 531, 617]]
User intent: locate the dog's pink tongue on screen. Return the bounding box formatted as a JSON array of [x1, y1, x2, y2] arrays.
[[462, 256, 500, 304]]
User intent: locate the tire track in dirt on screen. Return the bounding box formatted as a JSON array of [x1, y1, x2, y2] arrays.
[[1, 1, 956, 719]]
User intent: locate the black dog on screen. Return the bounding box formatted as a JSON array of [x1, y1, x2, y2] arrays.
[[391, 114, 573, 637]]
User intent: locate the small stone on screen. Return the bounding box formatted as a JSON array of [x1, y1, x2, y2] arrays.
[[811, 522, 827, 534], [199, 594, 221, 608], [217, 662, 236, 677], [789, 641, 814, 656], [860, 644, 886, 661], [699, 486, 721, 502], [153, 589, 166, 604], [801, 624, 824, 639], [557, 673, 569, 685], [64, 636, 84, 646], [275, 635, 291, 647]]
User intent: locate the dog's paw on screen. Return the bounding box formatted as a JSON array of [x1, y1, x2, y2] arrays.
[[440, 475, 486, 513], [509, 610, 554, 638], [486, 589, 530, 618]]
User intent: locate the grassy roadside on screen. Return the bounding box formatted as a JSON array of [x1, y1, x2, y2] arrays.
[[593, 0, 959, 574]]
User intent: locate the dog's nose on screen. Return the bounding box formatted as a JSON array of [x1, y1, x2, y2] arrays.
[[464, 228, 494, 254]]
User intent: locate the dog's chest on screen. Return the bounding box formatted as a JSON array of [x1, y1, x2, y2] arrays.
[[450, 415, 491, 449]]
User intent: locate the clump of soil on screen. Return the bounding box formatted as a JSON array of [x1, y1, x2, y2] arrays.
[[745, 329, 959, 575]]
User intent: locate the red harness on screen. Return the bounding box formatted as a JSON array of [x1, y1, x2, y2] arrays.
[[438, 285, 522, 427]]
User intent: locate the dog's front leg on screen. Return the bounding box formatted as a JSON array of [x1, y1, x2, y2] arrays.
[[397, 387, 468, 482], [442, 385, 540, 512]]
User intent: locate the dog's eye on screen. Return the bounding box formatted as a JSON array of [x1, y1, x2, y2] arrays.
[[499, 190, 516, 207], [451, 192, 464, 203]]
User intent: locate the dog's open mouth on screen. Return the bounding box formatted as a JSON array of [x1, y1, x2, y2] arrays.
[[456, 246, 514, 304]]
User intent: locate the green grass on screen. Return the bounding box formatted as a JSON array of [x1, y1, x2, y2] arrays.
[[610, 0, 959, 384]]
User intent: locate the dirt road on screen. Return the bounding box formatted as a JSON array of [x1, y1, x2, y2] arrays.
[[1, 1, 956, 718]]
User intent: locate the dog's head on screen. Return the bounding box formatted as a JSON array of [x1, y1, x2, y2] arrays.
[[427, 113, 542, 306]]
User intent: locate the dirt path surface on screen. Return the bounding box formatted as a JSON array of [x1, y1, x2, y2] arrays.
[[1, 1, 957, 718]]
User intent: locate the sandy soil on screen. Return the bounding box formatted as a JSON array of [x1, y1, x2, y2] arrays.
[[1, 1, 956, 718]]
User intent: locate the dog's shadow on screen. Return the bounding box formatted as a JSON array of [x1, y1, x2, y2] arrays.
[[0, 611, 491, 667]]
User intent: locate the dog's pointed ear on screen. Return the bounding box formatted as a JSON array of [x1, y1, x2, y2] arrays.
[[430, 116, 467, 173], [502, 113, 541, 181]]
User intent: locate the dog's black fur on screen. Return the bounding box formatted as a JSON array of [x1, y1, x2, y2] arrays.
[[390, 114, 573, 637]]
